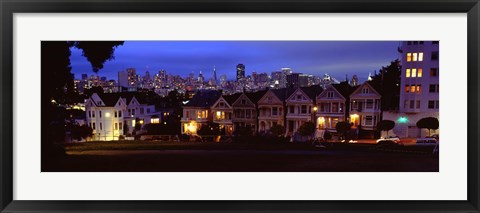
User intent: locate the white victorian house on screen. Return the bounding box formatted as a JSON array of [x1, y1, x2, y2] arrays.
[[285, 86, 322, 135], [210, 93, 240, 135], [349, 82, 381, 130], [85, 92, 159, 141], [257, 89, 287, 133], [316, 84, 347, 130]]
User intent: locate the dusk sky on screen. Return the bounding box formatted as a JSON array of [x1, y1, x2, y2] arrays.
[[70, 41, 400, 82]]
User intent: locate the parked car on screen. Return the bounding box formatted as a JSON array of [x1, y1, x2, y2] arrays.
[[416, 138, 438, 145], [376, 136, 400, 143]]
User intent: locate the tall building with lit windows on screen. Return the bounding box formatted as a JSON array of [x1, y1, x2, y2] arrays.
[[390, 41, 439, 138], [236, 64, 245, 81]]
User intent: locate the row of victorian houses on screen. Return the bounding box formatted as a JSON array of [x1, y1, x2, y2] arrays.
[[181, 82, 382, 137]]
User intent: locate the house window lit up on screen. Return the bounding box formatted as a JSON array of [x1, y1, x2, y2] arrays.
[[184, 121, 198, 134], [412, 68, 417, 77], [418, 52, 424, 61], [151, 117, 160, 124], [417, 68, 422, 77], [406, 69, 411, 77], [317, 117, 325, 129], [197, 110, 208, 119], [132, 120, 136, 127], [216, 111, 225, 120], [407, 53, 412, 62], [412, 53, 418, 61]]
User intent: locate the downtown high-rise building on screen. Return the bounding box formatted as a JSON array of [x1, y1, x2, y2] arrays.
[[385, 41, 440, 138], [126, 68, 137, 87], [212, 65, 218, 86], [236, 64, 245, 81]]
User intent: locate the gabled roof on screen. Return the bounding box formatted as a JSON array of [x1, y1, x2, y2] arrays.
[[318, 84, 346, 100], [245, 90, 268, 104], [300, 85, 323, 100], [223, 93, 242, 105], [269, 87, 297, 102], [184, 90, 222, 108], [94, 92, 159, 107], [350, 82, 381, 98]]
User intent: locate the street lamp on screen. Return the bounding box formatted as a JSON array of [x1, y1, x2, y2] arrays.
[[311, 105, 318, 123]]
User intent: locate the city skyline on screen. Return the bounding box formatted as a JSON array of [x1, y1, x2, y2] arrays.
[[70, 41, 400, 81]]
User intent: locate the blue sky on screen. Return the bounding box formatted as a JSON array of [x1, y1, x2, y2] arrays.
[[70, 41, 401, 82]]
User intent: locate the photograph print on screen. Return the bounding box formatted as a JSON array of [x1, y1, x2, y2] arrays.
[[41, 41, 439, 172]]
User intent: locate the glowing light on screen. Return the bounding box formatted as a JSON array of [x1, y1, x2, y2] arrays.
[[313, 106, 318, 112], [105, 112, 111, 118], [151, 118, 160, 124], [398, 116, 408, 123]]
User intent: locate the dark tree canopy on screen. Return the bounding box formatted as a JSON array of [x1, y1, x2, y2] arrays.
[[269, 124, 285, 137], [197, 122, 221, 136], [73, 41, 124, 72], [336, 121, 351, 135], [416, 117, 439, 136], [335, 121, 351, 140], [298, 122, 316, 136], [70, 124, 93, 141], [370, 60, 401, 111], [377, 120, 395, 132]]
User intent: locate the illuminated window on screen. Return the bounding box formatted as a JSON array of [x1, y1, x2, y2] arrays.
[[406, 69, 411, 77], [419, 52, 424, 61], [416, 85, 422, 93], [197, 111, 201, 118], [150, 117, 160, 123], [407, 53, 412, 62], [132, 120, 136, 127], [412, 68, 417, 77], [410, 85, 416, 93], [405, 85, 410, 93], [412, 53, 418, 61], [417, 68, 422, 77]]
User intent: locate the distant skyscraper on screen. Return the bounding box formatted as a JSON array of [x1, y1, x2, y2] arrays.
[[198, 71, 204, 84], [81, 73, 88, 81], [236, 64, 245, 81], [159, 70, 167, 82], [126, 68, 137, 87], [118, 71, 129, 87], [212, 65, 218, 85]]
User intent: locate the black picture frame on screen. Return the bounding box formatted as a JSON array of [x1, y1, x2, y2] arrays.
[[1, 0, 479, 212]]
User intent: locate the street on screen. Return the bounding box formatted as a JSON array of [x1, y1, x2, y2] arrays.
[[43, 149, 439, 172]]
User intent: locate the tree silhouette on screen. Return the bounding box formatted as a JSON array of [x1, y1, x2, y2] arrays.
[[298, 122, 316, 137], [42, 41, 124, 159], [269, 124, 285, 137], [377, 120, 395, 136], [416, 117, 439, 136], [335, 121, 351, 140], [370, 60, 401, 111]]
